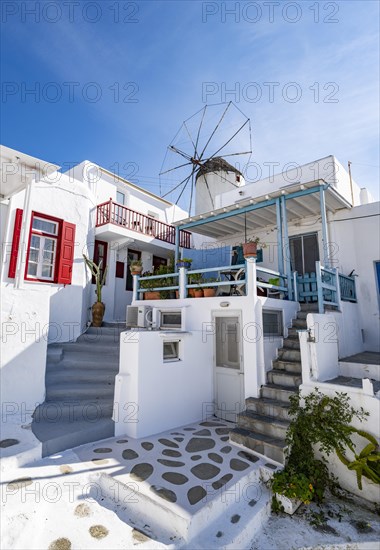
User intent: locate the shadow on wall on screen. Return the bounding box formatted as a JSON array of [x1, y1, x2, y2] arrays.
[[49, 284, 87, 343]]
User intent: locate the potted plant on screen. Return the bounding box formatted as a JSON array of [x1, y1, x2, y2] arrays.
[[83, 254, 108, 327], [139, 272, 160, 300], [242, 237, 265, 258], [270, 470, 314, 515], [188, 272, 203, 297], [177, 257, 193, 269], [130, 259, 143, 276], [203, 277, 218, 297]]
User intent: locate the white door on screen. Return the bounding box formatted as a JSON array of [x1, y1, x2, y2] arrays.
[[214, 315, 244, 422]]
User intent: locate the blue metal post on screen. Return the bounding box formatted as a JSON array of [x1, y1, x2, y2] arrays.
[[281, 195, 293, 301], [320, 186, 329, 267], [175, 226, 180, 269], [275, 198, 284, 276]]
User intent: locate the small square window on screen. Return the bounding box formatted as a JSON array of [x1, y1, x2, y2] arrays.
[[263, 310, 283, 337], [163, 341, 180, 362]]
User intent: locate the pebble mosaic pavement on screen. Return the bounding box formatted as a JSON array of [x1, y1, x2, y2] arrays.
[[74, 419, 276, 514]]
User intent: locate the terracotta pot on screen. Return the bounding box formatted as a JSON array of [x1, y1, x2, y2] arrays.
[[130, 266, 143, 276], [175, 291, 179, 299], [92, 301, 105, 327], [203, 288, 216, 297], [243, 242, 257, 258], [144, 291, 160, 300], [193, 289, 203, 298]]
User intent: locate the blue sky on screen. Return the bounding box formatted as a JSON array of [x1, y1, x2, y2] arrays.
[[1, 0, 379, 202]]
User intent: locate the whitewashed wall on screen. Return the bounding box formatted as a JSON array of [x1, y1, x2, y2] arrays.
[[114, 294, 299, 438], [1, 287, 50, 413], [215, 156, 367, 209]]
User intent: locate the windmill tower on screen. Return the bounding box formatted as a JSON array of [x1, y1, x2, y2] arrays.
[[195, 156, 245, 215], [159, 102, 252, 217]]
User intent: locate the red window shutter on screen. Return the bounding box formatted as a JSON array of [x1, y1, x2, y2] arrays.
[[8, 208, 23, 278], [57, 222, 76, 284]]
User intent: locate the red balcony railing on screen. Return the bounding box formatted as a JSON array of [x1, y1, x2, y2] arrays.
[[96, 199, 191, 249]]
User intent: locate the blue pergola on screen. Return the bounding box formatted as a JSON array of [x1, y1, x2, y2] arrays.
[[173, 180, 351, 301]]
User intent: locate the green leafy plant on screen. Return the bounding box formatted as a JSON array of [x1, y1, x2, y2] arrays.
[[83, 254, 107, 302], [270, 389, 370, 510], [271, 470, 315, 504], [203, 277, 218, 289], [242, 236, 267, 248], [336, 428, 380, 490], [130, 259, 142, 268]]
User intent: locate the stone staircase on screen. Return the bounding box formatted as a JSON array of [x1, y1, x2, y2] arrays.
[[32, 324, 124, 456], [230, 304, 317, 464]]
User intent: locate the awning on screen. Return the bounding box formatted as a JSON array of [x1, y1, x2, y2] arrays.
[[172, 180, 351, 238]]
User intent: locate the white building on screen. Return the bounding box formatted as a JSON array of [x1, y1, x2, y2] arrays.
[[0, 145, 190, 412]]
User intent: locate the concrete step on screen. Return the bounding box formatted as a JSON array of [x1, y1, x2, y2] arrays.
[[85, 326, 126, 336], [33, 398, 114, 422], [282, 337, 300, 350], [300, 303, 318, 312], [287, 327, 301, 339], [296, 310, 308, 320], [245, 397, 291, 421], [47, 346, 63, 363], [292, 318, 307, 329], [230, 427, 286, 464], [93, 452, 268, 547], [261, 383, 297, 403], [237, 410, 289, 440], [32, 417, 115, 457], [277, 348, 301, 362], [46, 369, 116, 385], [76, 333, 122, 345], [46, 382, 115, 401], [60, 342, 120, 354], [267, 369, 301, 388], [46, 357, 119, 372], [272, 359, 302, 374]]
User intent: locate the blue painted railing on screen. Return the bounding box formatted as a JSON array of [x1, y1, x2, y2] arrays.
[[136, 263, 287, 299], [339, 273, 357, 302]]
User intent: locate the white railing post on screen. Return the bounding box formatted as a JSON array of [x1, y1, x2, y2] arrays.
[[335, 267, 342, 311], [179, 267, 187, 299], [293, 271, 298, 302], [246, 257, 257, 301], [316, 261, 324, 314], [132, 275, 139, 302]]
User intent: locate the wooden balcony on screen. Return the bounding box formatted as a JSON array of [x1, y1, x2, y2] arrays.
[[96, 199, 191, 248]]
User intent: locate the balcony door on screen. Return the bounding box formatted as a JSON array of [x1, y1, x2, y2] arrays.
[[289, 233, 319, 275]]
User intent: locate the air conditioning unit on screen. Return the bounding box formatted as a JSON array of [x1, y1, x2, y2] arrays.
[[126, 305, 152, 328]]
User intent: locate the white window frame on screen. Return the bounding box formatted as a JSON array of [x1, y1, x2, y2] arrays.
[[163, 340, 180, 362], [262, 309, 283, 338], [27, 216, 59, 281]]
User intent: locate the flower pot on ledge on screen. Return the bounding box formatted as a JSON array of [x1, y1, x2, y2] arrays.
[[144, 291, 160, 300], [275, 494, 302, 515]]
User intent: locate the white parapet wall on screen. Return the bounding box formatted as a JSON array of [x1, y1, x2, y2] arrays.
[[1, 286, 50, 416], [298, 313, 380, 503], [114, 293, 299, 438]]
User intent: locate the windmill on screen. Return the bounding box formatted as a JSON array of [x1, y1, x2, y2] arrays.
[[159, 102, 252, 216]]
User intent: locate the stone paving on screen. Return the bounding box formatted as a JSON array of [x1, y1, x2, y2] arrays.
[[74, 418, 276, 515]]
